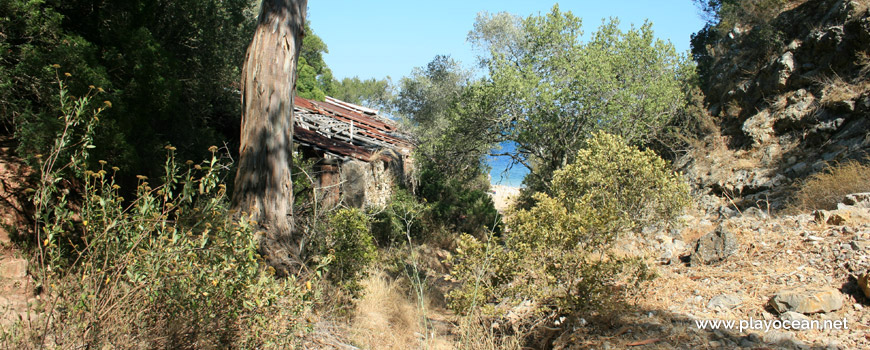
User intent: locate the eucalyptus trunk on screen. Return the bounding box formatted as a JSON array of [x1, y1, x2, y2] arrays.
[[233, 0, 307, 275]]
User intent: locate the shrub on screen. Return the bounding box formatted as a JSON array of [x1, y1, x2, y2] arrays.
[[789, 160, 870, 212], [416, 166, 500, 238], [4, 78, 312, 348], [448, 132, 689, 324], [371, 188, 429, 246], [315, 208, 377, 294]]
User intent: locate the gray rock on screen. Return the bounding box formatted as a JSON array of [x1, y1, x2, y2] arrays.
[[707, 294, 743, 310], [744, 207, 769, 219], [769, 288, 844, 314], [780, 311, 810, 322], [843, 193, 870, 208], [763, 330, 806, 348], [690, 226, 739, 266]]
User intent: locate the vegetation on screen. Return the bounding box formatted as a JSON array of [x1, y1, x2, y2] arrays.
[[468, 6, 691, 195], [448, 132, 690, 328], [3, 78, 312, 348], [1, 1, 785, 348], [789, 160, 870, 212], [1, 0, 256, 184], [314, 208, 378, 294]]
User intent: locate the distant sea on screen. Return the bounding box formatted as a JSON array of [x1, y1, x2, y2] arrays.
[[487, 142, 528, 188]]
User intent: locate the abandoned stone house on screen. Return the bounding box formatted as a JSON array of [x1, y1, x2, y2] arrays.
[[293, 96, 413, 209]]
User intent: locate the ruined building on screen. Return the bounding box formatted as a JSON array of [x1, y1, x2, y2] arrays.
[[293, 96, 414, 209]]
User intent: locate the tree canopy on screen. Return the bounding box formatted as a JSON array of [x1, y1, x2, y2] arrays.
[[470, 5, 690, 192]]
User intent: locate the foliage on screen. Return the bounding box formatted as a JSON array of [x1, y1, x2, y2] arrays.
[[370, 189, 428, 246], [448, 132, 690, 322], [6, 79, 312, 348], [1, 0, 256, 188], [788, 160, 870, 212], [314, 208, 377, 294], [392, 55, 500, 237], [297, 21, 334, 101], [469, 6, 689, 193], [416, 166, 500, 238], [330, 76, 394, 112]]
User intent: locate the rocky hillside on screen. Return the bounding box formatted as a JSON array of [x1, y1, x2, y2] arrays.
[[681, 0, 870, 209]]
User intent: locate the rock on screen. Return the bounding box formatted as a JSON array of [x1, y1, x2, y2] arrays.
[[843, 193, 870, 208], [690, 225, 739, 266], [780, 310, 810, 323], [744, 207, 769, 219], [769, 288, 844, 314], [858, 273, 870, 299], [0, 258, 27, 279], [815, 207, 870, 226], [708, 294, 743, 309], [742, 110, 774, 147], [762, 330, 797, 345]]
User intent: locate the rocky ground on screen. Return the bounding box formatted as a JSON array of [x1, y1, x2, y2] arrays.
[[547, 194, 870, 350]]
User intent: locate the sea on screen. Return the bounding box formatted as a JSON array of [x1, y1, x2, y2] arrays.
[[487, 141, 528, 188]]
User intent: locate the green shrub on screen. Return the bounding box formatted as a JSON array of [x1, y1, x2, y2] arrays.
[[417, 166, 500, 238], [314, 208, 377, 294], [448, 132, 689, 323], [371, 188, 430, 245], [5, 78, 312, 348]]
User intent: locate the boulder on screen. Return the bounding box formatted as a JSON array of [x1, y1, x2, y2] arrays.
[[690, 226, 739, 266], [769, 288, 844, 314]]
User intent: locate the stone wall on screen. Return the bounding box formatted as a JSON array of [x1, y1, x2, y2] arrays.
[[338, 149, 409, 209]]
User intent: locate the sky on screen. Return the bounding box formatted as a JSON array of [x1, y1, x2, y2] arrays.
[[308, 0, 706, 81], [308, 1, 707, 187]]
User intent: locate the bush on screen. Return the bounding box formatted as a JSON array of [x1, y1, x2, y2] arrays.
[[417, 166, 500, 238], [789, 160, 870, 212], [314, 208, 377, 294], [4, 78, 312, 348], [448, 132, 689, 323], [371, 188, 430, 246]]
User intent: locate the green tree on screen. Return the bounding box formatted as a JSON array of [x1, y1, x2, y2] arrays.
[[470, 6, 689, 193], [329, 76, 394, 112], [393, 55, 500, 236], [296, 22, 334, 101], [2, 0, 257, 188]]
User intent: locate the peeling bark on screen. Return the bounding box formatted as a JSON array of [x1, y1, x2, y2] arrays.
[[233, 0, 307, 275]]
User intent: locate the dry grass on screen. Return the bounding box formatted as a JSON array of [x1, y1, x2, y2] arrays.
[[348, 271, 457, 350], [789, 160, 870, 212], [814, 73, 867, 107], [350, 272, 423, 349], [858, 51, 870, 78]]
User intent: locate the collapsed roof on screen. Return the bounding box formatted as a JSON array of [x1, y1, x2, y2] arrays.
[[293, 96, 413, 162]]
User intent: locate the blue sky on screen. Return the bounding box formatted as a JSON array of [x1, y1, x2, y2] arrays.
[[308, 1, 706, 81]]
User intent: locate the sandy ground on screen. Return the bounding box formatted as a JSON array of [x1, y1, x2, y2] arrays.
[[490, 185, 520, 212]]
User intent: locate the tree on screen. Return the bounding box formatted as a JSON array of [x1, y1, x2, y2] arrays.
[[2, 0, 256, 190], [470, 6, 689, 193], [232, 0, 307, 275], [330, 76, 394, 112], [296, 22, 334, 101]]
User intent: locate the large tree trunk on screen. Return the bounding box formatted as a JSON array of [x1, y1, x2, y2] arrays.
[[233, 0, 307, 275]]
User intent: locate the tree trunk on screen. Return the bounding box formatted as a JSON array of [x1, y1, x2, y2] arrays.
[[233, 0, 307, 275]]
